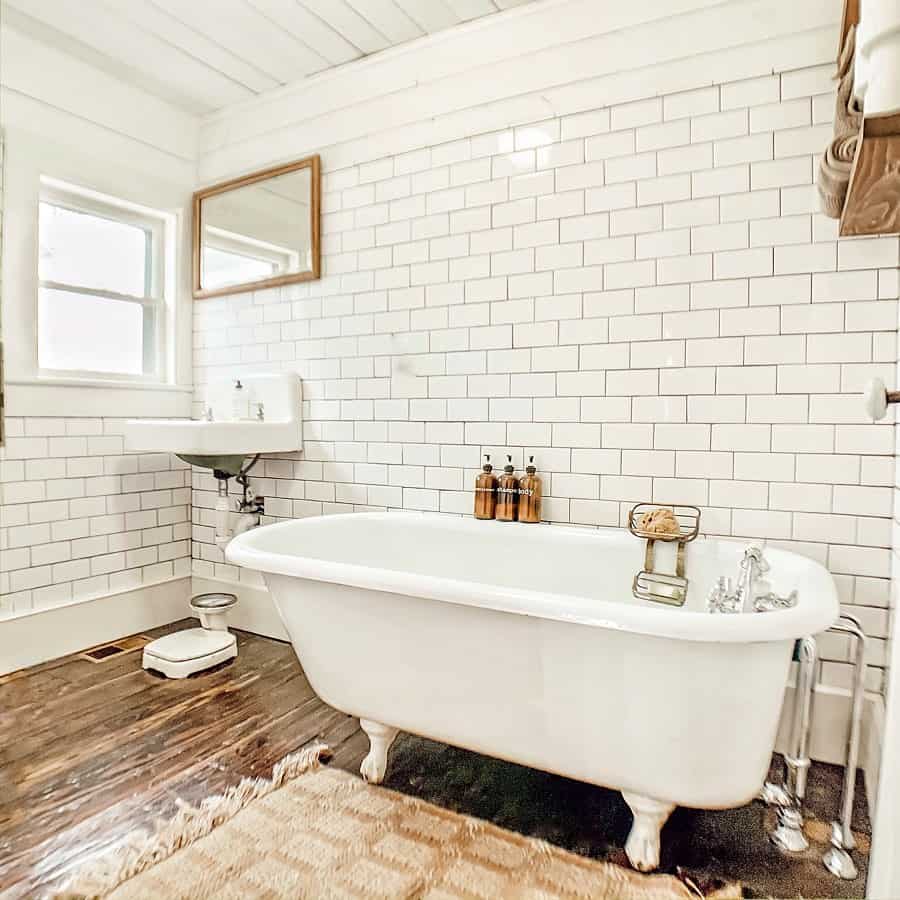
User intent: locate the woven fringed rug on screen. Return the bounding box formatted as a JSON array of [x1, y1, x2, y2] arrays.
[[56, 743, 740, 899]]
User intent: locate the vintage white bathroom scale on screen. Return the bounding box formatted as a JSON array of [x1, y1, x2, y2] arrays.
[[142, 592, 238, 678]]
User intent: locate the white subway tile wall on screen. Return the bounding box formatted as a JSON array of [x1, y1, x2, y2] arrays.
[[208, 65, 887, 693], [0, 420, 192, 615]]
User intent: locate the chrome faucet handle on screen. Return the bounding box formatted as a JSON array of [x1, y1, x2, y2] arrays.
[[255, 402, 265, 421], [709, 546, 793, 614], [707, 576, 740, 614], [754, 589, 799, 612]]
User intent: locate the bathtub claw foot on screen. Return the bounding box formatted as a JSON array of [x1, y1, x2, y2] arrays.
[[771, 806, 809, 853], [622, 792, 674, 872], [359, 718, 399, 784]]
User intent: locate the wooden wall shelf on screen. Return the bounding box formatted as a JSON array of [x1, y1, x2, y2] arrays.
[[840, 112, 900, 236]]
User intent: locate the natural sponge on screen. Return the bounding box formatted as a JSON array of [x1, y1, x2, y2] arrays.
[[637, 507, 681, 536]]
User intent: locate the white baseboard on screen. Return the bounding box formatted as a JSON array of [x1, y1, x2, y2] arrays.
[[0, 576, 191, 675], [775, 683, 883, 804], [864, 694, 886, 811]]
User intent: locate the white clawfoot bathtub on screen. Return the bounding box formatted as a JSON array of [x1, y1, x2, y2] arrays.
[[227, 512, 838, 871]]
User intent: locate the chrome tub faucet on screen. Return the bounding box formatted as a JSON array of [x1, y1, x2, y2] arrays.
[[707, 546, 798, 614], [735, 546, 769, 613]]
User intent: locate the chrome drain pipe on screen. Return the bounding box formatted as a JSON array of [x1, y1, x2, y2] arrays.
[[822, 614, 867, 881]]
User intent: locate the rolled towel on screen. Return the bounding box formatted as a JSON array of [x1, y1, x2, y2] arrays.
[[833, 29, 862, 145], [818, 25, 862, 218], [837, 23, 855, 80], [818, 141, 854, 217]]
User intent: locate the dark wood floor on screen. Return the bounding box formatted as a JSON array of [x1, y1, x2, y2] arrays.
[[1, 622, 869, 899]]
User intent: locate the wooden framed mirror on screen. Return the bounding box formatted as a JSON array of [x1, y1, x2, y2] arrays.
[[192, 154, 320, 299]]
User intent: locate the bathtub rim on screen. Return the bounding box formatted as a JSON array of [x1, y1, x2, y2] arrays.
[[226, 511, 839, 644]]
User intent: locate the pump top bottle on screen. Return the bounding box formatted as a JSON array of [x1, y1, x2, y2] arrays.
[[495, 455, 519, 522], [474, 454, 498, 520], [231, 379, 249, 420], [517, 456, 542, 523]]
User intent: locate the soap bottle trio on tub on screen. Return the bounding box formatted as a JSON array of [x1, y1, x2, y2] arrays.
[[474, 454, 542, 523]]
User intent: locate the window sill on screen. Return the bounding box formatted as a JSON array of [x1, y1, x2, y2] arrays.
[[5, 376, 193, 418]]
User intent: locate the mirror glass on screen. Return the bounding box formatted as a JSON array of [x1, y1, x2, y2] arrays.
[[194, 155, 319, 298]]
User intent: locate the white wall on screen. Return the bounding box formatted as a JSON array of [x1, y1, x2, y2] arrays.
[[190, 9, 900, 883], [1, 0, 899, 890], [197, 0, 845, 183], [0, 22, 198, 628], [191, 1, 900, 704], [0, 24, 197, 409]]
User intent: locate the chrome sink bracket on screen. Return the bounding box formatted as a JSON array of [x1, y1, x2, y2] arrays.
[[769, 635, 817, 853], [823, 614, 866, 880], [628, 503, 700, 607]]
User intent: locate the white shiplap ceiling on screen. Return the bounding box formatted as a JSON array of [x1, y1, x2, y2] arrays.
[[0, 0, 539, 115]]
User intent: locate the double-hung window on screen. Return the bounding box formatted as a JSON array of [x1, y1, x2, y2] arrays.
[[37, 178, 172, 381]]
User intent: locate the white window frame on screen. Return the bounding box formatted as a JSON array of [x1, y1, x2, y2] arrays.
[[37, 177, 175, 384]]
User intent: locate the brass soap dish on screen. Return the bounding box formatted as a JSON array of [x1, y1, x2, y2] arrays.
[[628, 503, 700, 607]]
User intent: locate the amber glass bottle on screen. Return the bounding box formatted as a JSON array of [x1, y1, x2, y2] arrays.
[[518, 456, 542, 523], [495, 455, 519, 522], [474, 454, 498, 519]]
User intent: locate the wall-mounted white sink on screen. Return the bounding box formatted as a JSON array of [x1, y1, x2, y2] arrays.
[[124, 419, 302, 456], [124, 373, 302, 473]]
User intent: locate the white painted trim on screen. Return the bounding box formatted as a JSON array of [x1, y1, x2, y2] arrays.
[[38, 177, 175, 385], [0, 576, 191, 675], [0, 23, 198, 162], [0, 89, 197, 184], [868, 559, 900, 896], [198, 0, 839, 180], [202, 27, 837, 182], [864, 693, 886, 811], [5, 380, 193, 417], [0, 124, 195, 396], [869, 694, 898, 897], [775, 684, 883, 796], [202, 0, 729, 136]]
